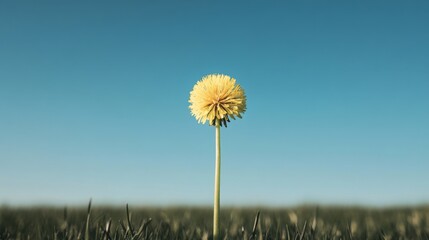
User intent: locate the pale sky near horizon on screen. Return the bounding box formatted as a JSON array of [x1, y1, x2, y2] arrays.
[[1, 1, 428, 207]]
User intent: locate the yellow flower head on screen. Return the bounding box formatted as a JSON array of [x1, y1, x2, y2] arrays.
[[189, 74, 246, 127]]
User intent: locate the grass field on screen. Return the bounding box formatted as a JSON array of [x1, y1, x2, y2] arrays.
[[1, 203, 429, 239]]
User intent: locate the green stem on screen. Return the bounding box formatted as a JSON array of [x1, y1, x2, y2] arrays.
[[213, 119, 221, 240]]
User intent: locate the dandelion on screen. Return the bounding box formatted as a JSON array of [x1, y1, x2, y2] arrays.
[[189, 74, 246, 239]]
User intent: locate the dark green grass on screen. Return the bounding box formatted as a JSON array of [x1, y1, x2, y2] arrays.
[[1, 203, 429, 239]]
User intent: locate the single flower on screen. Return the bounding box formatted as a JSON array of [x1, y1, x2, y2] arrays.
[[189, 74, 246, 127], [189, 74, 247, 239]]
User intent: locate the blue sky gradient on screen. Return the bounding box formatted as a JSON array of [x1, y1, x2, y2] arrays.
[[1, 1, 428, 206]]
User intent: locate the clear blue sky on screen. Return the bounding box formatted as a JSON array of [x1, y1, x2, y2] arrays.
[[1, 1, 428, 207]]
